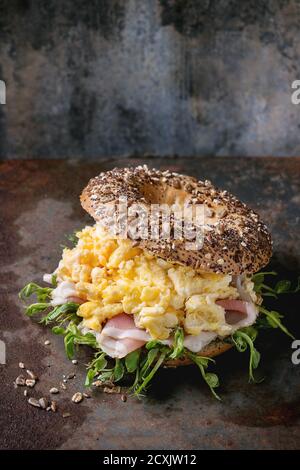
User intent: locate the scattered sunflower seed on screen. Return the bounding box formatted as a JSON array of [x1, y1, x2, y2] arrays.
[[46, 407, 51, 411], [25, 379, 36, 388], [26, 370, 38, 380], [103, 386, 121, 394], [44, 340, 51, 345], [15, 375, 26, 386], [67, 373, 76, 380], [62, 412, 71, 418], [72, 359, 78, 365], [72, 392, 83, 403], [50, 401, 57, 412], [121, 394, 127, 402], [28, 398, 41, 408], [38, 397, 48, 409], [19, 362, 25, 369], [93, 380, 114, 388], [92, 380, 102, 387], [49, 387, 59, 394], [60, 382, 67, 390], [24, 389, 28, 397]]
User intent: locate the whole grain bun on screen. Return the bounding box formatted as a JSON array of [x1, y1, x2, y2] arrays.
[[81, 166, 272, 275], [163, 340, 232, 367]]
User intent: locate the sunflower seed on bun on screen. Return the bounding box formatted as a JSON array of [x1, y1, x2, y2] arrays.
[[81, 166, 272, 275]]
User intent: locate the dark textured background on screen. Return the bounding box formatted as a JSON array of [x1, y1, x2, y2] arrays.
[[1, 0, 300, 159]]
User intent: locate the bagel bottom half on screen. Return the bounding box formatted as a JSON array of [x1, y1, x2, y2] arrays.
[[163, 340, 233, 367]]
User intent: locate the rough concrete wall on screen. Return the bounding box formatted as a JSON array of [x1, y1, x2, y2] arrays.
[[0, 0, 300, 159]]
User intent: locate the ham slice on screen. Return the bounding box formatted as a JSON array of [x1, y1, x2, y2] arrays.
[[216, 299, 258, 330], [50, 280, 85, 306], [97, 313, 150, 358], [183, 331, 217, 353]]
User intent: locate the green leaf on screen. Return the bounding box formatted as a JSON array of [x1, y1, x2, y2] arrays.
[[97, 370, 114, 383], [135, 350, 167, 396], [205, 372, 219, 389], [187, 353, 220, 400], [51, 274, 58, 287], [74, 332, 98, 348], [51, 326, 66, 335], [25, 302, 49, 316], [140, 348, 159, 378], [19, 283, 52, 302], [259, 306, 295, 339], [169, 327, 184, 359], [232, 329, 263, 383], [275, 280, 291, 294], [275, 277, 300, 294], [93, 354, 107, 371], [146, 340, 162, 350], [41, 302, 79, 325], [64, 332, 75, 359], [252, 271, 277, 293], [85, 352, 108, 386], [114, 359, 125, 382], [85, 368, 97, 387], [253, 271, 299, 297], [125, 349, 141, 373]]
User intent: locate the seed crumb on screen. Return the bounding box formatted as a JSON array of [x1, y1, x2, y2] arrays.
[[50, 401, 57, 412], [26, 370, 38, 380], [15, 375, 26, 386], [62, 412, 71, 418], [39, 397, 48, 409], [25, 379, 36, 388], [121, 394, 127, 402], [67, 373, 76, 380], [60, 382, 67, 390], [44, 340, 51, 345], [49, 387, 59, 394], [72, 359, 78, 365], [28, 397, 41, 408], [24, 389, 28, 397], [72, 392, 83, 403], [19, 362, 25, 369], [83, 392, 91, 399], [104, 386, 121, 394]]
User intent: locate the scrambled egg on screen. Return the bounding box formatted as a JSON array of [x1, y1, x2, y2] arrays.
[[55, 225, 244, 340]]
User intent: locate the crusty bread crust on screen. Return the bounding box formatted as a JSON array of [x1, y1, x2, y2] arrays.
[[163, 340, 233, 367], [80, 166, 272, 275]]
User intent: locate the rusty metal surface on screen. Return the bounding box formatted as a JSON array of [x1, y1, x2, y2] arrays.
[[0, 157, 300, 450]]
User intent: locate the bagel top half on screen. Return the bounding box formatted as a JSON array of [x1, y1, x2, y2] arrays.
[[80, 166, 272, 275]]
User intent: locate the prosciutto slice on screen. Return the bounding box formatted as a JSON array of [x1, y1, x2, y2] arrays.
[[98, 313, 150, 358], [216, 299, 258, 330]]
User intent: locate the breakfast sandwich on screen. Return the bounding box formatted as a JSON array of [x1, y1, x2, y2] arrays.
[[20, 166, 296, 398]]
